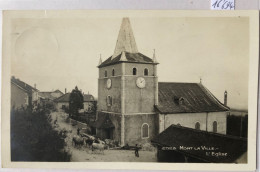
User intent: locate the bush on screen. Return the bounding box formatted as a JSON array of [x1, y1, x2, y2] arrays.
[[11, 108, 71, 161]]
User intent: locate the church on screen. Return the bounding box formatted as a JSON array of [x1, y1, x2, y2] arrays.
[[94, 18, 230, 146]]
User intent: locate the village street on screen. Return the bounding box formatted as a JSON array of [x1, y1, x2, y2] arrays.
[[50, 111, 157, 162]]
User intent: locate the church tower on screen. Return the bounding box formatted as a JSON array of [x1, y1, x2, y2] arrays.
[[96, 18, 159, 146]]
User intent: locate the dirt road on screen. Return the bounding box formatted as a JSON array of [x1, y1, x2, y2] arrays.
[[51, 111, 157, 162]]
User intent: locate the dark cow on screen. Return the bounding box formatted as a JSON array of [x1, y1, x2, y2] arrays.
[[72, 135, 85, 148]]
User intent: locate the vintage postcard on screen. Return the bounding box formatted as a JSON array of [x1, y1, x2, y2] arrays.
[[1, 10, 259, 171]]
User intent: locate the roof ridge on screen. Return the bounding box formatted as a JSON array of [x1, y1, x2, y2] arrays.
[[197, 83, 230, 111], [11, 81, 30, 93], [169, 124, 247, 141], [159, 82, 199, 84]]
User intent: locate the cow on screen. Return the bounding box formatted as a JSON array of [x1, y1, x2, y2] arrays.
[[92, 143, 105, 154], [85, 138, 94, 148], [72, 135, 85, 148]]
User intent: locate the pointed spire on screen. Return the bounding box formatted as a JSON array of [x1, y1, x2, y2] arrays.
[[98, 54, 102, 65], [112, 18, 138, 59], [153, 49, 157, 63], [119, 51, 127, 61]]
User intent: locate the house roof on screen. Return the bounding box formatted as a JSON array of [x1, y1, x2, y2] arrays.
[[98, 52, 157, 68], [11, 76, 38, 93], [151, 125, 247, 163], [54, 93, 95, 102], [39, 92, 55, 100], [39, 90, 64, 100], [90, 112, 115, 129], [155, 82, 229, 114], [53, 89, 64, 94]]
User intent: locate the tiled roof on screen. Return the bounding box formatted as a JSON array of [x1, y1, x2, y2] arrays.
[[39, 90, 64, 100], [83, 94, 95, 102], [39, 92, 55, 100], [155, 82, 229, 114], [11, 76, 38, 93], [53, 89, 64, 94], [151, 125, 247, 163], [54, 93, 95, 102], [112, 18, 138, 59], [98, 52, 157, 68]]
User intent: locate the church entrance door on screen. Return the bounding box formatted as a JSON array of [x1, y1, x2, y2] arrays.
[[104, 128, 113, 139]]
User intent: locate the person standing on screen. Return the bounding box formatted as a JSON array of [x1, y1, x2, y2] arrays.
[[135, 144, 139, 157], [77, 128, 80, 135]]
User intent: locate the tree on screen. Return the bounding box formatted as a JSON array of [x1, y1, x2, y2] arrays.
[[11, 107, 71, 161], [69, 86, 84, 117]]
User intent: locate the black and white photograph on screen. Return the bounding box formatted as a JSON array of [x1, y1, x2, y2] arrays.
[[1, 10, 258, 170]]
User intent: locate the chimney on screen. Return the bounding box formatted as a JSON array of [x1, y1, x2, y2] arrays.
[[65, 88, 67, 94], [224, 90, 227, 106], [34, 84, 36, 89]]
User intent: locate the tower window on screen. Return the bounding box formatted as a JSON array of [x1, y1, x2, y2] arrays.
[[104, 70, 107, 77], [213, 121, 217, 133], [133, 68, 137, 75], [195, 122, 200, 130], [106, 95, 112, 106], [141, 123, 149, 138], [112, 69, 115, 76], [144, 68, 148, 76]]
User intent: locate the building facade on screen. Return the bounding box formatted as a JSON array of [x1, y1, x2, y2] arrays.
[[96, 18, 159, 145], [11, 76, 39, 109], [54, 93, 96, 112], [95, 18, 229, 146]]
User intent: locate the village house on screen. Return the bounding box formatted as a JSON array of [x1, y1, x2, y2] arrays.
[[151, 124, 247, 163], [54, 93, 96, 112], [11, 76, 39, 109], [94, 18, 230, 146], [39, 89, 64, 102]]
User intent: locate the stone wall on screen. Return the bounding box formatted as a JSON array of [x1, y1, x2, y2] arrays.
[[96, 112, 122, 143], [124, 113, 158, 145]]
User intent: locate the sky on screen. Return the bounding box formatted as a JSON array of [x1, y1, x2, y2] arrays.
[[10, 15, 249, 110]]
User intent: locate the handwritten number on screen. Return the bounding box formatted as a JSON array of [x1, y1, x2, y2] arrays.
[[212, 0, 234, 10]]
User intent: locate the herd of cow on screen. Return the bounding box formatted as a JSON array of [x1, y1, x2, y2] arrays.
[[72, 133, 118, 154]]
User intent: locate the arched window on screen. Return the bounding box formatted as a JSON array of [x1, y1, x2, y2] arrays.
[[106, 95, 112, 106], [141, 123, 149, 138], [112, 69, 115, 76], [195, 122, 200, 130], [133, 68, 137, 75], [104, 70, 107, 77], [144, 68, 148, 76], [213, 121, 217, 133]]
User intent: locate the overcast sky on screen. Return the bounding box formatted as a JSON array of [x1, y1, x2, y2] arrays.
[[10, 15, 249, 110]]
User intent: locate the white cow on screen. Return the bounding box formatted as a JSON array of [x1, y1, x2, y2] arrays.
[[92, 143, 105, 154]]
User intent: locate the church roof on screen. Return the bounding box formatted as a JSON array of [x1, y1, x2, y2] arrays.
[[98, 51, 156, 68], [155, 82, 229, 114], [98, 18, 158, 68], [112, 17, 138, 59], [151, 124, 247, 163]]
